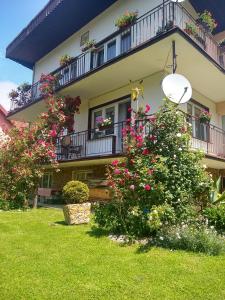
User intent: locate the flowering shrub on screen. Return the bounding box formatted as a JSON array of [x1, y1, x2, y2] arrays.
[[198, 10, 217, 33], [199, 110, 211, 124], [203, 205, 225, 233], [1, 74, 81, 209], [94, 100, 212, 237], [115, 11, 138, 29], [184, 23, 197, 36], [154, 224, 224, 255]]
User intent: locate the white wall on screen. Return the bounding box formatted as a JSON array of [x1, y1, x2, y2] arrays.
[[34, 0, 198, 82], [74, 72, 221, 132]]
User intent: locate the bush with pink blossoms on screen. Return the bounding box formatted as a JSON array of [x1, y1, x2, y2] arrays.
[[94, 100, 212, 237]]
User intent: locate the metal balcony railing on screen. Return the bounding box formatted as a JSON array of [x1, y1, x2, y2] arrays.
[[55, 117, 225, 162], [9, 1, 225, 113]]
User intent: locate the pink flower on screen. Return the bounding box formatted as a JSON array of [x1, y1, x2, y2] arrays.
[[145, 104, 151, 113], [128, 107, 133, 113], [144, 184, 151, 191], [49, 129, 57, 137], [112, 159, 119, 166], [114, 169, 121, 175], [130, 185, 135, 190], [142, 149, 150, 155], [147, 169, 154, 175]]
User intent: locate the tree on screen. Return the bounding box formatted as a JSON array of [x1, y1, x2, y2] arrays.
[[0, 74, 81, 209]]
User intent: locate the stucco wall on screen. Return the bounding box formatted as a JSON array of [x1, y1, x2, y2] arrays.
[[33, 0, 197, 83]]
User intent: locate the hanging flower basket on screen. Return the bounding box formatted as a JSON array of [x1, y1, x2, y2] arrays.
[[199, 110, 212, 124], [96, 117, 113, 131], [197, 10, 217, 33], [81, 40, 96, 52], [59, 54, 74, 67], [115, 11, 138, 30]]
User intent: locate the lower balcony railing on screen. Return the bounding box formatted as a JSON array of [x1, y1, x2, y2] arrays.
[[56, 118, 225, 162], [10, 0, 225, 113]]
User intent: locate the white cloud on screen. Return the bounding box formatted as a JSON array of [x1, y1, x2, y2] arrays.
[[0, 81, 18, 111]]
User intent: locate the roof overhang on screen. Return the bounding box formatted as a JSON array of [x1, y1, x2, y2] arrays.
[[5, 0, 225, 69], [6, 0, 117, 69]]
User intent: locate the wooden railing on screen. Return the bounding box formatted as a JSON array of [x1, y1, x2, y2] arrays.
[[9, 1, 225, 112]]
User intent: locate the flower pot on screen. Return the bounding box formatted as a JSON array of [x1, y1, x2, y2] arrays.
[[98, 125, 113, 131], [63, 202, 91, 225]]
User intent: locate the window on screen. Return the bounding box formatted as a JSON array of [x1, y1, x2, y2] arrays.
[[187, 101, 209, 141], [80, 31, 89, 46], [107, 40, 116, 61], [96, 46, 104, 67], [121, 31, 131, 53], [105, 106, 115, 134], [40, 173, 53, 188], [72, 170, 93, 181]]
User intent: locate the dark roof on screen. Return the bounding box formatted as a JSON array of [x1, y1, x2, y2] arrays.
[[6, 0, 117, 69], [190, 0, 225, 34], [6, 0, 225, 69]]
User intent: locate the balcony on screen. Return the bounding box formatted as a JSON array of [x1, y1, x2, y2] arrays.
[[9, 1, 225, 114], [56, 118, 225, 163]]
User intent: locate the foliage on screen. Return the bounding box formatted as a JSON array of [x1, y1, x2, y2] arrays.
[[59, 54, 74, 67], [0, 128, 9, 147], [185, 23, 197, 35], [94, 100, 212, 237], [198, 10, 217, 33], [62, 181, 89, 204], [81, 40, 96, 52], [154, 224, 225, 256], [96, 116, 112, 128], [115, 11, 138, 29], [9, 82, 32, 107], [209, 176, 225, 204], [1, 75, 81, 209], [203, 205, 225, 233], [199, 110, 212, 124]]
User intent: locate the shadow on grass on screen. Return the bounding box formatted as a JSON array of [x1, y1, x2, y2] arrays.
[[136, 242, 154, 254], [86, 225, 109, 238], [53, 220, 68, 226]]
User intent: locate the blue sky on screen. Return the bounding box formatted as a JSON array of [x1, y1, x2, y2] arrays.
[[0, 0, 48, 110]]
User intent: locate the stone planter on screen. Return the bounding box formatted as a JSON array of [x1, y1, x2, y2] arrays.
[[63, 202, 91, 225]]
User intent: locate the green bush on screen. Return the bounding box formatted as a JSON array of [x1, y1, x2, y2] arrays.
[[155, 224, 225, 256], [62, 181, 89, 204], [203, 205, 225, 233], [147, 204, 176, 232]]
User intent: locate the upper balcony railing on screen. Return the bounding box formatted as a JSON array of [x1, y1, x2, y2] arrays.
[[56, 116, 225, 162], [9, 1, 225, 113]]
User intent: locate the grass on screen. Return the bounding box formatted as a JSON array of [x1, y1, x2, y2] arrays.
[[0, 208, 225, 300]]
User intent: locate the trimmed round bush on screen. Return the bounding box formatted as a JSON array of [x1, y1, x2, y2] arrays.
[[62, 181, 89, 204]]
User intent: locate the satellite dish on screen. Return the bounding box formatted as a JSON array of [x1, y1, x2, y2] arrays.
[[171, 0, 185, 2], [162, 74, 192, 104]]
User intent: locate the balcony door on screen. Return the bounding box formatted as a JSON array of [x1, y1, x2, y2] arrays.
[[187, 102, 209, 142], [91, 98, 131, 152]]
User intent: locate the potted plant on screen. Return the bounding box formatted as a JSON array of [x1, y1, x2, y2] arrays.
[[62, 180, 91, 225], [96, 116, 113, 131], [115, 11, 138, 30], [184, 23, 197, 36], [81, 39, 96, 52], [199, 110, 212, 124], [59, 54, 74, 67], [197, 10, 217, 33]]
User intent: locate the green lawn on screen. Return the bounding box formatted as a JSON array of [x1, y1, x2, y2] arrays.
[[0, 208, 225, 300]]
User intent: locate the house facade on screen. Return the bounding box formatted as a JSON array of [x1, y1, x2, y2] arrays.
[[6, 0, 225, 201]]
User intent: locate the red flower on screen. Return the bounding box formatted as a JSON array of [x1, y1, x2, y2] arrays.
[[142, 149, 150, 155], [144, 184, 151, 191], [145, 104, 151, 113], [112, 159, 119, 166]]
